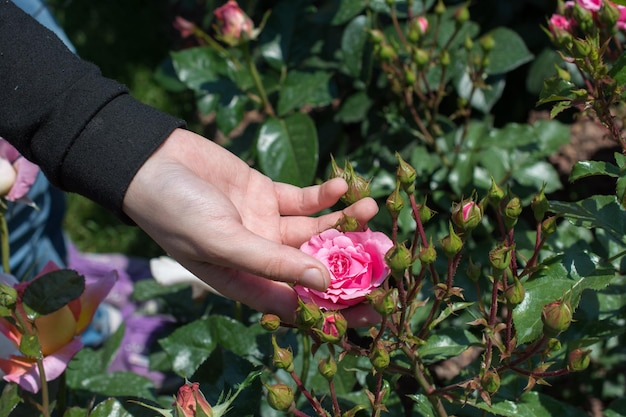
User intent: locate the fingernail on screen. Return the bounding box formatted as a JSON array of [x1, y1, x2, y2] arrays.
[[301, 268, 328, 290]]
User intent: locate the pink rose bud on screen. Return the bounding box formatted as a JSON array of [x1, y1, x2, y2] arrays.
[[576, 0, 601, 12], [173, 16, 196, 39], [213, 0, 255, 46], [568, 348, 592, 372], [542, 300, 573, 337], [315, 311, 347, 344], [407, 16, 429, 42], [265, 383, 294, 412], [174, 381, 213, 417], [260, 313, 281, 332], [452, 200, 482, 231]]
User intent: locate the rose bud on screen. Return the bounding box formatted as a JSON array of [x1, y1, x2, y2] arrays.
[[265, 383, 294, 412], [329, 155, 347, 181], [271, 335, 294, 372], [0, 283, 17, 312], [315, 311, 347, 344], [489, 244, 513, 272], [454, 5, 470, 26], [600, 2, 620, 28], [367, 288, 397, 316], [547, 337, 562, 354], [568, 348, 592, 372], [531, 186, 550, 222], [487, 177, 504, 207], [407, 16, 429, 43], [541, 215, 558, 236], [481, 370, 501, 395], [174, 381, 213, 417], [385, 242, 413, 278], [386, 184, 404, 219], [318, 355, 338, 381], [452, 199, 482, 231], [417, 200, 436, 224], [504, 276, 525, 306], [413, 48, 429, 69], [335, 213, 359, 232], [541, 300, 573, 337], [479, 35, 495, 52], [418, 238, 437, 265], [369, 341, 390, 371], [341, 161, 371, 205], [504, 196, 522, 229], [260, 313, 281, 332], [213, 0, 255, 46], [395, 152, 417, 193], [466, 258, 481, 282], [434, 0, 446, 15], [295, 298, 322, 329], [368, 29, 385, 45], [441, 222, 463, 258]]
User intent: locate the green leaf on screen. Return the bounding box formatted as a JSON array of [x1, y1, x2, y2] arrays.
[[63, 407, 89, 417], [88, 398, 161, 417], [483, 27, 534, 75], [73, 372, 155, 399], [256, 114, 319, 186], [22, 269, 84, 316], [170, 47, 224, 92], [340, 15, 370, 78], [470, 391, 589, 417], [335, 91, 372, 123], [606, 397, 626, 417], [407, 394, 437, 417], [550, 195, 626, 243], [513, 251, 616, 345], [312, 0, 365, 25], [215, 95, 246, 136], [570, 160, 621, 182], [159, 316, 261, 378], [18, 333, 40, 358], [537, 77, 578, 105], [277, 71, 334, 116], [455, 71, 506, 113], [609, 51, 626, 86], [0, 383, 21, 417], [418, 327, 480, 363]]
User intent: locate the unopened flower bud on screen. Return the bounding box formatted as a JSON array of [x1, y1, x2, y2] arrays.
[[367, 288, 397, 316], [481, 370, 501, 394], [369, 341, 390, 370], [489, 244, 513, 272], [541, 216, 558, 236], [600, 2, 620, 28], [441, 222, 463, 258], [260, 313, 281, 332], [341, 162, 371, 205], [386, 184, 404, 219], [385, 242, 413, 278], [440, 49, 450, 67], [369, 29, 385, 45], [413, 48, 429, 69], [547, 337, 562, 353], [434, 0, 446, 15], [568, 348, 591, 372], [265, 383, 294, 412], [174, 381, 213, 417], [335, 213, 359, 232], [531, 186, 550, 222], [318, 355, 337, 380], [295, 299, 322, 329], [418, 238, 437, 265], [329, 155, 346, 181], [315, 311, 347, 344], [452, 200, 482, 231], [271, 335, 294, 372], [572, 38, 592, 59], [378, 44, 397, 62], [504, 196, 522, 229], [213, 0, 256, 47], [454, 5, 470, 26], [479, 35, 495, 52], [542, 300, 573, 337], [464, 35, 474, 51], [572, 3, 594, 33], [405, 68, 417, 85], [395, 152, 417, 193], [418, 201, 435, 224], [504, 276, 525, 306], [487, 177, 504, 207], [408, 16, 429, 43]]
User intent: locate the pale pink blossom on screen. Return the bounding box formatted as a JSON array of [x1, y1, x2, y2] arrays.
[[0, 138, 38, 204], [213, 0, 255, 46]]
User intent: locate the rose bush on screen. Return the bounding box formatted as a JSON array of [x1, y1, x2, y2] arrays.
[[294, 229, 393, 310]]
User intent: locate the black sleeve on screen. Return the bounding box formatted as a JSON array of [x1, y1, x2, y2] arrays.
[[0, 1, 186, 221]]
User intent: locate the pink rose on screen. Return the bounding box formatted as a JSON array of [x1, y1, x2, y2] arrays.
[[616, 5, 626, 29], [213, 0, 255, 46], [577, 0, 602, 11], [295, 229, 393, 310], [549, 14, 574, 32]]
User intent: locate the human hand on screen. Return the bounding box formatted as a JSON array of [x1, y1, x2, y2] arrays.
[[122, 128, 379, 324]]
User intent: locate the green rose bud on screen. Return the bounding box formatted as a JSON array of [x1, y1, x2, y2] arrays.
[[369, 29, 385, 45], [481, 370, 501, 395], [265, 383, 294, 412], [369, 341, 391, 370], [454, 5, 470, 26], [541, 216, 558, 236], [487, 177, 504, 207], [341, 161, 371, 205], [542, 300, 573, 337], [547, 337, 562, 353], [329, 154, 346, 181], [567, 348, 592, 372], [479, 35, 495, 52], [295, 298, 322, 329], [464, 35, 474, 51], [441, 222, 463, 258], [466, 258, 482, 282], [417, 200, 435, 224], [271, 335, 294, 373], [413, 48, 429, 69], [531, 185, 550, 222], [366, 287, 397, 316], [440, 49, 450, 67], [386, 184, 404, 219], [434, 0, 446, 15], [395, 152, 417, 193], [418, 238, 437, 265], [378, 44, 397, 62], [489, 244, 513, 272], [385, 242, 413, 278], [600, 2, 620, 29], [504, 196, 522, 229], [504, 276, 525, 306], [260, 313, 281, 332], [318, 355, 338, 381], [335, 213, 359, 232]]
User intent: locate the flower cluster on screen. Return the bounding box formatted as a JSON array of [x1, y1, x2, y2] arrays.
[[548, 0, 626, 42]]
